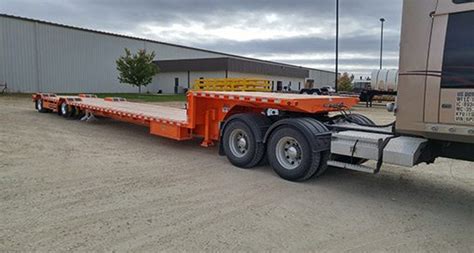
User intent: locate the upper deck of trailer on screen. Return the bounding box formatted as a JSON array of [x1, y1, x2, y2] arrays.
[[189, 91, 359, 113], [35, 91, 358, 126]]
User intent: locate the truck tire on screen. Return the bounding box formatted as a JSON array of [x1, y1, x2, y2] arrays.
[[315, 151, 331, 177], [345, 113, 375, 126], [266, 118, 330, 181], [59, 102, 74, 118], [332, 113, 375, 165], [267, 127, 320, 181], [222, 114, 270, 168], [35, 99, 49, 113]]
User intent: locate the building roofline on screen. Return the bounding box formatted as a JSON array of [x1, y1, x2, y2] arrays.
[[154, 57, 309, 78], [0, 13, 335, 74]]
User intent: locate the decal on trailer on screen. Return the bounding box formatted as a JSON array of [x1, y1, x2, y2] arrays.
[[455, 91, 474, 123]]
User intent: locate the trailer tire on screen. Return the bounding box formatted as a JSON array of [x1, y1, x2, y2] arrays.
[[35, 99, 49, 113], [222, 115, 269, 168], [332, 113, 375, 165], [267, 126, 321, 181], [72, 106, 85, 119], [59, 102, 74, 118]]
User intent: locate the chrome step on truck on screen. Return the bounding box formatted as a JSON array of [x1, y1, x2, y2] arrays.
[[328, 130, 429, 173]]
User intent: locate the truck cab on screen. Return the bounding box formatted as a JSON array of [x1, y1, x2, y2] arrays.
[[397, 0, 474, 146]]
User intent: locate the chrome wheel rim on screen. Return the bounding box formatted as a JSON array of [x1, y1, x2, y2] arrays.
[[61, 103, 67, 115], [275, 137, 302, 170], [229, 129, 249, 158], [37, 100, 42, 111]]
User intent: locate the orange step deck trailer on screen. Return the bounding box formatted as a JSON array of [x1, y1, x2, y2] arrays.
[[33, 91, 359, 181]]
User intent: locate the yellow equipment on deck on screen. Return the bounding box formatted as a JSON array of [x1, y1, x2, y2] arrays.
[[193, 78, 271, 92]]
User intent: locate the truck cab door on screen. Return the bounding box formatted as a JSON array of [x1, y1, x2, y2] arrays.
[[425, 1, 474, 125]]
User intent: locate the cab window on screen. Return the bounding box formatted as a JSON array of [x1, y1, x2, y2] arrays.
[[453, 0, 474, 4], [441, 11, 474, 88]]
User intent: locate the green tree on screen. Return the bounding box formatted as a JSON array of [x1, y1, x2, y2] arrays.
[[116, 48, 158, 93], [337, 72, 353, 92]]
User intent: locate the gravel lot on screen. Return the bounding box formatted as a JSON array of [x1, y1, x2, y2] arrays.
[[1, 95, 473, 252]]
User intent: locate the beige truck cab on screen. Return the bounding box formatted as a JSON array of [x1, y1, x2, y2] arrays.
[[329, 0, 473, 174], [397, 0, 474, 145]]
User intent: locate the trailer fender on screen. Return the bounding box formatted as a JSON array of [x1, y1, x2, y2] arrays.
[[263, 118, 331, 153], [218, 113, 271, 156]]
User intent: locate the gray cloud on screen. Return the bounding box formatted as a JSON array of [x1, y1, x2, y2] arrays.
[[190, 33, 400, 56], [2, 0, 403, 76]]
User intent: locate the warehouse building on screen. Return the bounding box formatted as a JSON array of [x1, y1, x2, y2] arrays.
[[0, 14, 336, 93], [153, 57, 310, 93]]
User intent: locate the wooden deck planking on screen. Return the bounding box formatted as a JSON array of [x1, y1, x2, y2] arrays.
[[78, 98, 188, 123]]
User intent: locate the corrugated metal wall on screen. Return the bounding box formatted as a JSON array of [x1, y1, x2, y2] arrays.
[[0, 15, 223, 93], [1, 17, 39, 92], [0, 15, 336, 93]]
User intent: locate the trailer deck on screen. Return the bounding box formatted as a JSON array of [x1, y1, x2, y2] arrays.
[[72, 97, 188, 124], [33, 91, 359, 147]]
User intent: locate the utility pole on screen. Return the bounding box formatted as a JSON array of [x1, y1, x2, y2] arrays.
[[379, 18, 385, 69], [335, 0, 339, 92]]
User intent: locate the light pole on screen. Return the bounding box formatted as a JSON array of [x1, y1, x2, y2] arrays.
[[379, 17, 385, 69], [335, 0, 339, 92]]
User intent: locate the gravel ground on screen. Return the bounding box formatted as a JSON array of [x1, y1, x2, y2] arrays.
[[1, 96, 473, 252]]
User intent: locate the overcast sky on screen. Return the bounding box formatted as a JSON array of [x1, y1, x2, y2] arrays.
[[2, 0, 403, 77]]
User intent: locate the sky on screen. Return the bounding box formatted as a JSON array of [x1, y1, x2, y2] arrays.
[[1, 0, 403, 77]]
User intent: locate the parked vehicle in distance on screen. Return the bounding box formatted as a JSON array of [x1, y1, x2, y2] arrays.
[[321, 86, 336, 93], [299, 88, 321, 95]]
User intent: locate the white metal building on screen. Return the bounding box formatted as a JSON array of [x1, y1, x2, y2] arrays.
[[0, 14, 336, 93]]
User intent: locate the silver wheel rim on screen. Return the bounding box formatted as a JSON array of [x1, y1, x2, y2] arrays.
[[61, 103, 67, 115], [229, 129, 249, 158], [37, 100, 42, 110], [275, 137, 302, 170]]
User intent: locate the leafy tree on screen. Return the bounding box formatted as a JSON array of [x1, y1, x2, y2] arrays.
[[337, 72, 353, 92], [116, 48, 158, 93]]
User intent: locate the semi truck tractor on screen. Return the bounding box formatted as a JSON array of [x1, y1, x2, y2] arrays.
[[33, 0, 473, 182]]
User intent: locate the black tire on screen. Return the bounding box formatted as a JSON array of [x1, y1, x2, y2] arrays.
[[315, 150, 331, 177], [35, 99, 49, 113], [72, 106, 85, 119], [59, 102, 74, 118], [267, 126, 322, 181], [299, 89, 310, 94], [345, 113, 375, 126], [222, 115, 268, 168], [332, 113, 375, 165], [311, 89, 322, 95]]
